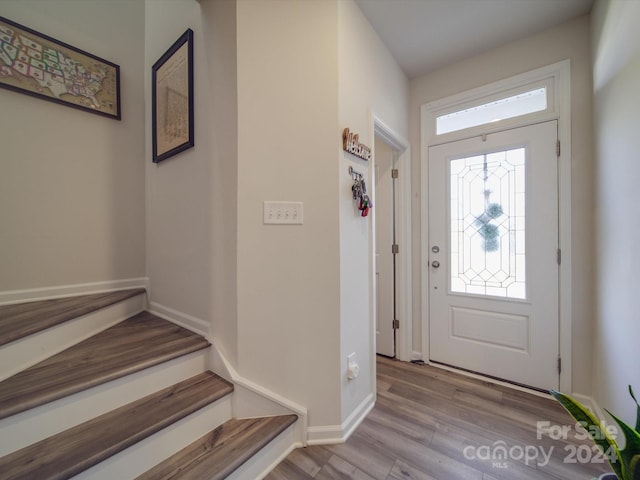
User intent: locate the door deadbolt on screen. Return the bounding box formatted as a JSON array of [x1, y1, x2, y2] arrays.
[[431, 260, 440, 268]]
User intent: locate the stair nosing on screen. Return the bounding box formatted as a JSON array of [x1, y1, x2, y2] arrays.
[[211, 415, 298, 480], [0, 288, 147, 347], [0, 371, 234, 480], [136, 414, 298, 480], [0, 341, 210, 419], [0, 312, 211, 420]]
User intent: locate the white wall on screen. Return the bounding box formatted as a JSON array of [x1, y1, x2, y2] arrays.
[[145, 0, 238, 362], [591, 0, 640, 424], [409, 16, 594, 395], [0, 0, 145, 292], [234, 0, 409, 436], [236, 0, 342, 429], [338, 0, 409, 424]]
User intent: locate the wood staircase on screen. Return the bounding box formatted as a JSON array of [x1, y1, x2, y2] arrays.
[[0, 289, 297, 479]]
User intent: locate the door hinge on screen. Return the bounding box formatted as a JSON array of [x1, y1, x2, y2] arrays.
[[393, 319, 400, 329], [556, 140, 561, 157], [557, 248, 561, 265], [392, 244, 399, 254], [557, 356, 562, 374], [391, 168, 399, 179]]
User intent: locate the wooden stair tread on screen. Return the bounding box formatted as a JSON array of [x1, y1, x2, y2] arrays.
[[0, 288, 146, 347], [136, 415, 298, 480], [0, 371, 234, 480], [0, 311, 210, 419]]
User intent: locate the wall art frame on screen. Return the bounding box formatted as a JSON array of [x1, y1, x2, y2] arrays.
[[0, 15, 121, 120], [152, 28, 194, 163]]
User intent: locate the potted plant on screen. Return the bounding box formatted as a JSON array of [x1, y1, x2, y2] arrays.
[[550, 386, 640, 480]]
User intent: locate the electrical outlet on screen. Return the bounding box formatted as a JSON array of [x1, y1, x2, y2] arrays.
[[347, 352, 359, 380], [263, 201, 303, 225]]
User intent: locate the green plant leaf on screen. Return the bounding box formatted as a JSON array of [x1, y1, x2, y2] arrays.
[[629, 386, 640, 433], [551, 390, 623, 478], [606, 409, 640, 480]]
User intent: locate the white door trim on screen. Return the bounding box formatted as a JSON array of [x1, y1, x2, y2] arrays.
[[420, 60, 572, 392], [369, 112, 412, 363]]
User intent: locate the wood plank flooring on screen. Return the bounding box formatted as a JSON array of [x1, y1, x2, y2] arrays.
[[267, 356, 612, 480], [0, 372, 233, 480], [0, 311, 210, 419], [0, 288, 146, 346], [137, 415, 297, 480]]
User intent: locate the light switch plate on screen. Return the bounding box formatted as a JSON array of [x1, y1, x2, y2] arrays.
[[263, 201, 303, 225]]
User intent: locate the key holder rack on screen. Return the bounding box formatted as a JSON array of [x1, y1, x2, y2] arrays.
[[349, 167, 372, 217], [348, 166, 363, 180]]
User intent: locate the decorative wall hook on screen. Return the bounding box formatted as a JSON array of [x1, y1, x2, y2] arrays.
[[349, 167, 372, 217], [349, 166, 363, 179]]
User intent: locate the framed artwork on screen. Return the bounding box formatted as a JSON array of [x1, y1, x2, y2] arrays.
[[0, 16, 121, 119], [152, 29, 194, 163]]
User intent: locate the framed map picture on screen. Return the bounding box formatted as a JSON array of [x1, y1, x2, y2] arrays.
[[152, 29, 194, 163], [0, 16, 120, 119]]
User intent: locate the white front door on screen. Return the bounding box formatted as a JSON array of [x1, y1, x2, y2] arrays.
[[428, 121, 559, 390]]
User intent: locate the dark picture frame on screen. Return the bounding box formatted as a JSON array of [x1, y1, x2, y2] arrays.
[[152, 29, 194, 163], [0, 16, 121, 120]]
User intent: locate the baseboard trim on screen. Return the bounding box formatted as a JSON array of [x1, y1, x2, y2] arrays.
[[307, 393, 375, 445], [209, 339, 309, 446], [0, 278, 149, 306], [148, 302, 210, 338], [305, 424, 343, 445], [341, 393, 375, 441], [411, 350, 423, 362]]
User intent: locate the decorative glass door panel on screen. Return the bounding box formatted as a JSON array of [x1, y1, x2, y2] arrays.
[[450, 148, 526, 299]]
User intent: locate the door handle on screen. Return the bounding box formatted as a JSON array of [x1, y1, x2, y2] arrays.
[[431, 260, 440, 268]]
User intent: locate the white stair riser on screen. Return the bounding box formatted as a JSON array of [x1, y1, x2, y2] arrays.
[[72, 396, 233, 480], [227, 423, 299, 480], [0, 350, 208, 456], [0, 294, 146, 382]]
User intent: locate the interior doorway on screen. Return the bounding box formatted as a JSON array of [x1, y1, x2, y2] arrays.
[[372, 117, 411, 361], [375, 138, 398, 357]]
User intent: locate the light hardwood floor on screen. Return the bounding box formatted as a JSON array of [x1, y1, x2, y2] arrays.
[[267, 356, 611, 480]]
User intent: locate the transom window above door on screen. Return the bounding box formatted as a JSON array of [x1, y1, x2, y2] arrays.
[[437, 87, 547, 135], [424, 71, 558, 143]]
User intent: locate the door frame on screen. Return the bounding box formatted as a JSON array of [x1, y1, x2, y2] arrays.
[[419, 60, 573, 392], [370, 112, 412, 362]]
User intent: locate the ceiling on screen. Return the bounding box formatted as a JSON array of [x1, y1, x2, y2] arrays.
[[354, 0, 595, 79]]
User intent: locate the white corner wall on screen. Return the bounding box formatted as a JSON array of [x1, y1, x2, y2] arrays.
[[409, 15, 594, 395], [236, 0, 342, 431], [338, 0, 409, 428], [235, 0, 409, 439], [0, 0, 145, 292], [145, 0, 408, 440], [144, 0, 238, 361], [591, 0, 640, 424]]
